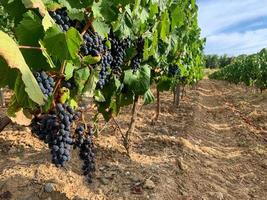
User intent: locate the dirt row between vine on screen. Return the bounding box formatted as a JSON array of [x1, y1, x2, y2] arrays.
[[0, 78, 266, 200]]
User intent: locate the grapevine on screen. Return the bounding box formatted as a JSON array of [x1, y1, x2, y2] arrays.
[[210, 48, 267, 91], [0, 0, 204, 183]]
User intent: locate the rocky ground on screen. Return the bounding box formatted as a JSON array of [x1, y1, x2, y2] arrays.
[[0, 78, 266, 200]]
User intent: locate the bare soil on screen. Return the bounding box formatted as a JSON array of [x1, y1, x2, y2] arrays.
[[0, 78, 267, 200]]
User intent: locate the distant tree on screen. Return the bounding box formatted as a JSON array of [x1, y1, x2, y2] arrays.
[[205, 54, 235, 68]]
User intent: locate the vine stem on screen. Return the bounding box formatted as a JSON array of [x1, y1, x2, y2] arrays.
[[112, 116, 126, 141], [152, 88, 160, 123], [53, 61, 67, 95], [123, 96, 139, 156], [0, 116, 11, 133], [112, 96, 139, 156], [81, 18, 94, 36], [18, 45, 45, 51]]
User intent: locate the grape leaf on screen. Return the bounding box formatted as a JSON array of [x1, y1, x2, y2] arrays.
[[82, 55, 101, 65], [98, 0, 119, 23], [42, 12, 55, 31], [92, 1, 102, 19], [170, 5, 184, 30], [57, 0, 93, 9], [149, 2, 159, 18], [83, 69, 99, 96], [92, 19, 110, 38], [15, 11, 44, 46], [7, 95, 21, 117], [14, 76, 37, 109], [64, 62, 78, 80], [0, 31, 45, 105], [68, 98, 78, 109], [21, 0, 47, 16], [97, 77, 121, 121], [143, 89, 155, 105], [15, 11, 50, 70], [116, 90, 134, 107], [39, 41, 56, 69], [94, 90, 105, 102], [157, 76, 172, 92], [124, 65, 151, 95], [0, 58, 18, 89], [159, 10, 170, 42], [74, 67, 90, 93], [0, 0, 26, 23], [67, 8, 85, 21], [42, 0, 62, 11], [43, 26, 82, 61]]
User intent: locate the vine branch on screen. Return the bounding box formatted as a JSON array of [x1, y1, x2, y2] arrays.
[[53, 60, 67, 96], [18, 45, 45, 51], [81, 18, 94, 36]]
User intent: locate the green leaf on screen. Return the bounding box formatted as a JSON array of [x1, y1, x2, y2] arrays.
[[92, 19, 110, 38], [143, 89, 155, 105], [124, 65, 151, 95], [97, 76, 121, 121], [83, 69, 99, 96], [67, 8, 85, 21], [159, 10, 170, 42], [170, 5, 184, 30], [39, 41, 56, 69], [0, 58, 18, 89], [43, 26, 82, 61], [112, 9, 132, 38], [1, 0, 26, 24], [43, 1, 62, 11], [7, 95, 21, 117], [149, 2, 158, 18], [74, 67, 90, 93], [68, 98, 78, 109], [94, 90, 105, 102], [56, 0, 93, 9], [0, 31, 45, 105], [139, 8, 149, 23], [41, 95, 53, 113], [116, 89, 134, 107], [15, 11, 43, 44], [83, 55, 101, 65], [64, 62, 78, 80], [157, 76, 172, 92], [15, 11, 49, 70], [99, 0, 119, 23], [42, 12, 54, 31], [92, 1, 103, 18]]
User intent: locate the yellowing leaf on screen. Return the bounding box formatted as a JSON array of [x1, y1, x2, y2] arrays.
[[0, 31, 45, 105], [22, 0, 47, 16]]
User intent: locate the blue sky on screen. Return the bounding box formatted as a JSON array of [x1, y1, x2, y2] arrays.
[[197, 0, 267, 56]]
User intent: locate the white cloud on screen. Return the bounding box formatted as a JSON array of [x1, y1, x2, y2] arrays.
[[197, 0, 267, 55], [205, 28, 267, 55]]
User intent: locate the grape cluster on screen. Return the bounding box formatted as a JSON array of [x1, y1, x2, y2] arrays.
[[131, 37, 144, 72], [74, 124, 96, 183], [168, 64, 180, 77], [97, 51, 113, 89], [80, 30, 104, 57], [109, 32, 131, 74], [34, 71, 55, 97], [31, 103, 79, 167], [49, 8, 73, 32]]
